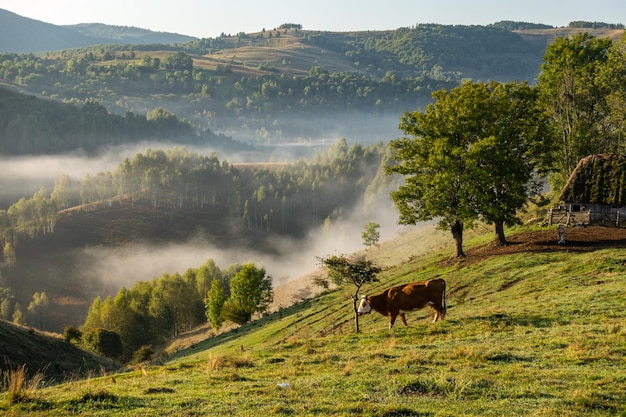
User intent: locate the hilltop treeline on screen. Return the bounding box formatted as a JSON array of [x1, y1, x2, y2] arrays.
[[568, 21, 625, 29], [304, 24, 545, 80]]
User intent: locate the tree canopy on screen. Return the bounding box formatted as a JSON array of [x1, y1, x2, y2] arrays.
[[80, 259, 269, 360], [222, 264, 273, 325], [387, 81, 554, 255]]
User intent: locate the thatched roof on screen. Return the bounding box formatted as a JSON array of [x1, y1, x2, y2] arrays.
[[559, 153, 626, 205]]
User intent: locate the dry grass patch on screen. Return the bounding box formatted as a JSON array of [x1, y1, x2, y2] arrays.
[[2, 364, 46, 404], [206, 353, 254, 372]]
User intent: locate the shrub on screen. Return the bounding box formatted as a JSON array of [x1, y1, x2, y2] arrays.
[[221, 301, 251, 325], [63, 325, 82, 343], [83, 329, 123, 359], [133, 345, 154, 363]]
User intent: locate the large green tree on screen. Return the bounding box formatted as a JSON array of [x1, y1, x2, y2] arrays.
[[601, 32, 626, 148], [388, 81, 554, 255], [387, 83, 483, 257], [468, 82, 554, 244], [537, 33, 614, 189]]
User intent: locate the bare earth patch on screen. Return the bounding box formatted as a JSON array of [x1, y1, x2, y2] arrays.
[[458, 225, 626, 266]]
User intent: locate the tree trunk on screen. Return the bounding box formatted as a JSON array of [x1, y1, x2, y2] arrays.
[[352, 296, 360, 333], [494, 221, 507, 246], [451, 220, 465, 257]]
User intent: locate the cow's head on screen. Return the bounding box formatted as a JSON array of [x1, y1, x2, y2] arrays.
[[357, 295, 371, 315]]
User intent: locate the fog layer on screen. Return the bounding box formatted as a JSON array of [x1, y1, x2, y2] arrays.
[[80, 194, 406, 296]]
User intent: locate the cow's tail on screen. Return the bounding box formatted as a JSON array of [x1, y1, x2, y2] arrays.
[[442, 279, 447, 319]]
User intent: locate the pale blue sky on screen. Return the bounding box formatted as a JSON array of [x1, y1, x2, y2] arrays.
[[0, 0, 623, 38]]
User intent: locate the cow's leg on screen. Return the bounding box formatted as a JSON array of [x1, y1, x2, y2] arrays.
[[389, 315, 397, 329], [432, 309, 440, 323], [432, 305, 445, 322], [400, 313, 408, 326]]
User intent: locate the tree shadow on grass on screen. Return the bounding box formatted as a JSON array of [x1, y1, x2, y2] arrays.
[[379, 408, 434, 417], [463, 312, 558, 329], [60, 391, 147, 414]]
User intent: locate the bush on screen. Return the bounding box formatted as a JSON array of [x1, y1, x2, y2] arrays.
[[221, 301, 251, 325], [133, 345, 154, 363], [83, 329, 123, 359], [63, 325, 82, 343]]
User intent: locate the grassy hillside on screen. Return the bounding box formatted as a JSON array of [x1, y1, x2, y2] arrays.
[[0, 320, 120, 385], [191, 31, 362, 77], [1, 225, 624, 416]]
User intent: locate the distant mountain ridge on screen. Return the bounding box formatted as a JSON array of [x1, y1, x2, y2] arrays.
[[66, 23, 197, 45], [3, 7, 624, 56], [0, 8, 196, 53]]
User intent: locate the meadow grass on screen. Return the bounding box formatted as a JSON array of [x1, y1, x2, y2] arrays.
[[1, 234, 625, 416]]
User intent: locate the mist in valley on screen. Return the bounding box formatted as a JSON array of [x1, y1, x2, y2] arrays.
[[0, 109, 404, 208], [207, 111, 404, 147], [0, 140, 289, 208], [0, 100, 434, 335], [78, 194, 407, 299], [1, 125, 415, 327]]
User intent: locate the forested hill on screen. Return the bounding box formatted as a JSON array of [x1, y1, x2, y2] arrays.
[[1, 12, 623, 145], [0, 141, 392, 333], [2, 16, 623, 145], [0, 86, 249, 155]]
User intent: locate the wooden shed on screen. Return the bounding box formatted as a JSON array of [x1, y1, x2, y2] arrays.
[[548, 153, 626, 226]]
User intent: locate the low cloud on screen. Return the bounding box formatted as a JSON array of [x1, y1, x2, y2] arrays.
[[79, 195, 407, 296]]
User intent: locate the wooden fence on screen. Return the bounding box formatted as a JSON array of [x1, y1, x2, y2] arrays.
[[547, 209, 622, 226], [548, 209, 591, 226]]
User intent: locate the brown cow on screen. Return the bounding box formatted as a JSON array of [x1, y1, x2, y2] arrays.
[[357, 278, 446, 329]]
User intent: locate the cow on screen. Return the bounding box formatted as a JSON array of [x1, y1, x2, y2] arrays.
[[357, 278, 446, 329]]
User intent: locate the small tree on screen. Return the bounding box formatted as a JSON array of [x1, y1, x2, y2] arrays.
[[3, 242, 16, 270], [204, 278, 227, 330], [27, 292, 49, 330], [133, 345, 154, 363], [318, 255, 381, 332], [361, 222, 381, 250], [12, 303, 25, 325], [227, 264, 273, 325], [220, 300, 251, 325]]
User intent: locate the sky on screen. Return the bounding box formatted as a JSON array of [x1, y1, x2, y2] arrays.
[[0, 0, 624, 39]]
